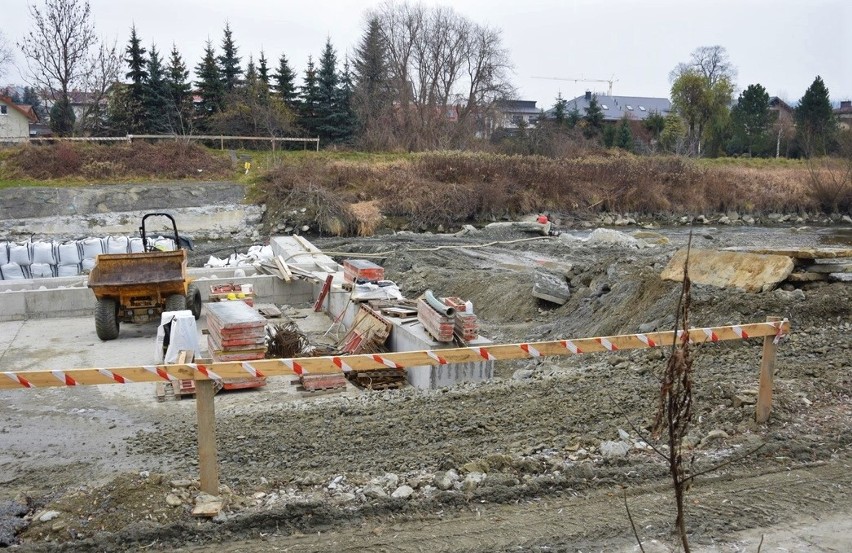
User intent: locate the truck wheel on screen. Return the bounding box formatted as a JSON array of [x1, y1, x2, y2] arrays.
[[95, 298, 120, 341], [186, 283, 202, 320], [165, 294, 186, 312]]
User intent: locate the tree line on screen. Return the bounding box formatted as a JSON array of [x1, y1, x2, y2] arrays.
[[15, 0, 512, 150]]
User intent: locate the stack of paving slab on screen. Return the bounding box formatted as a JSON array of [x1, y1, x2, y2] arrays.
[[343, 259, 385, 283], [205, 301, 268, 362]]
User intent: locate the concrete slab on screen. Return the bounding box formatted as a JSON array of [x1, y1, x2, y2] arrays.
[[724, 247, 852, 259], [661, 248, 795, 292]]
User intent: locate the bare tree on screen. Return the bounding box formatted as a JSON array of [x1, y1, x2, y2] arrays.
[[76, 38, 121, 134], [0, 30, 13, 81], [19, 0, 98, 135], [670, 45, 737, 87], [371, 1, 514, 150]]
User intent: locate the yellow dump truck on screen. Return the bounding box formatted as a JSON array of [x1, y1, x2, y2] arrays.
[[87, 213, 202, 340]]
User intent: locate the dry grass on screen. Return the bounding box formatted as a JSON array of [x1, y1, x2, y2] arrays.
[[2, 142, 234, 181]]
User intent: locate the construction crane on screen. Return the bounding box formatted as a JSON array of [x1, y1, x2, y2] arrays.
[[531, 75, 619, 97]]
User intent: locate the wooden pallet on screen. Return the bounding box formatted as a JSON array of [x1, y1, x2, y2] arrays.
[[349, 369, 407, 391]]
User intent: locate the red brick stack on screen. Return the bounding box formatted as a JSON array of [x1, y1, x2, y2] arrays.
[[343, 259, 385, 283], [205, 301, 267, 362], [442, 296, 479, 342], [417, 297, 454, 342]]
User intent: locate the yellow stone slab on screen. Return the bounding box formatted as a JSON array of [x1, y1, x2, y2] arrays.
[[662, 249, 795, 292], [724, 247, 852, 259]]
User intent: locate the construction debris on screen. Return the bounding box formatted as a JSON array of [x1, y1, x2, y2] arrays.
[[532, 268, 572, 305], [343, 259, 385, 283]]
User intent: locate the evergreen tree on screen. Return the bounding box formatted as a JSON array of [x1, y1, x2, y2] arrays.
[[583, 95, 604, 138], [795, 75, 836, 156], [602, 124, 616, 147], [144, 43, 170, 133], [273, 53, 299, 109], [258, 50, 270, 86], [552, 93, 567, 126], [50, 97, 76, 135], [124, 25, 148, 132], [195, 40, 225, 124], [165, 44, 193, 134], [333, 58, 357, 143], [218, 23, 242, 93], [299, 56, 320, 136], [730, 83, 770, 156], [352, 16, 390, 141], [616, 118, 633, 150], [315, 38, 342, 142], [22, 86, 46, 120], [566, 104, 580, 129]]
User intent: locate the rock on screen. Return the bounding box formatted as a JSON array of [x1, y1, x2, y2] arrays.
[[586, 228, 643, 248], [631, 231, 669, 245], [617, 428, 630, 441], [733, 395, 757, 408], [727, 211, 740, 222], [165, 494, 184, 507], [300, 225, 310, 232], [743, 215, 755, 225], [774, 288, 806, 301], [461, 472, 486, 492], [379, 473, 399, 489], [434, 470, 459, 491], [170, 479, 194, 488], [599, 440, 630, 459], [533, 268, 571, 305], [38, 510, 61, 522], [455, 224, 480, 236], [512, 369, 535, 380], [718, 216, 731, 225], [701, 429, 730, 446], [327, 475, 345, 489], [661, 249, 795, 292], [391, 485, 414, 499], [842, 215, 852, 224], [363, 485, 388, 499], [462, 460, 489, 474]]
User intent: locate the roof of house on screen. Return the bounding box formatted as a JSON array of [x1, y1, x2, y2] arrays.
[[546, 93, 671, 121], [0, 95, 40, 123], [769, 96, 794, 113], [495, 99, 540, 115]]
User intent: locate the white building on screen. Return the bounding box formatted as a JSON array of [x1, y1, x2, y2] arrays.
[[0, 95, 39, 142]]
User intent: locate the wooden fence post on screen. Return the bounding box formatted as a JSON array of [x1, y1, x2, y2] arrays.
[[196, 378, 219, 494], [756, 316, 781, 423]]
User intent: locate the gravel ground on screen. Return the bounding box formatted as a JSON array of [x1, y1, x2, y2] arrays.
[[1, 221, 850, 552]]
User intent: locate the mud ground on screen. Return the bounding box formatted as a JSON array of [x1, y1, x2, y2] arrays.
[[1, 217, 850, 552]]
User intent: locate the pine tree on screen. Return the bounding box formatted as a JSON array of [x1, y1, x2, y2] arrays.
[[352, 16, 390, 137], [299, 56, 320, 136], [22, 86, 46, 120], [258, 50, 270, 86], [566, 104, 580, 129], [333, 58, 357, 143], [124, 25, 148, 133], [315, 39, 341, 142], [730, 83, 770, 156], [552, 93, 567, 126], [273, 53, 299, 109], [166, 44, 193, 133], [616, 118, 633, 150], [218, 23, 242, 93], [583, 95, 604, 138], [144, 43, 170, 133], [195, 40, 225, 125], [795, 76, 836, 156]]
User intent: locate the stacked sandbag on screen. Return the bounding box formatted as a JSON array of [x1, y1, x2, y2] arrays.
[[129, 237, 146, 253], [80, 237, 105, 272], [153, 236, 176, 251], [57, 241, 83, 277], [106, 235, 129, 254], [5, 243, 32, 279], [30, 241, 56, 278]]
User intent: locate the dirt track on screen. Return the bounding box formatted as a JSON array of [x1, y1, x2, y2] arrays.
[[1, 218, 851, 552]]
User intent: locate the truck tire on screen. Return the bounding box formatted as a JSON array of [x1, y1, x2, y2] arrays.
[[165, 294, 186, 312], [95, 298, 120, 341], [186, 283, 202, 320]]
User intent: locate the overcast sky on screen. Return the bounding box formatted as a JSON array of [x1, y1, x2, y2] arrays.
[[4, 0, 851, 107]]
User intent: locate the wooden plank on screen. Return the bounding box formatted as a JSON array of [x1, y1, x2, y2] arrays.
[[0, 320, 790, 390], [274, 255, 293, 282], [756, 316, 781, 424], [195, 378, 219, 495]]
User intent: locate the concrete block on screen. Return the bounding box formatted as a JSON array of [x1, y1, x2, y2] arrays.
[[0, 291, 27, 321]]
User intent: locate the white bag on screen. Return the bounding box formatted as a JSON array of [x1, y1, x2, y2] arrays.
[[81, 237, 105, 259], [57, 242, 82, 265], [9, 244, 31, 266], [1, 262, 26, 280], [106, 236, 129, 254], [31, 241, 57, 264]]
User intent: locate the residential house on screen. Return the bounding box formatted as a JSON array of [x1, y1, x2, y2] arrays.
[[546, 91, 671, 122], [0, 95, 39, 142], [835, 100, 852, 131]]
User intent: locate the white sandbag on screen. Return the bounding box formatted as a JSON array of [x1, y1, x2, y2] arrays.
[[129, 237, 145, 253], [9, 243, 31, 266], [32, 241, 57, 264], [106, 236, 129, 254], [153, 237, 175, 251], [57, 242, 82, 265], [82, 258, 97, 272], [30, 263, 54, 278], [0, 242, 8, 265], [1, 262, 26, 280], [57, 264, 81, 277], [81, 237, 105, 259], [155, 310, 200, 363]]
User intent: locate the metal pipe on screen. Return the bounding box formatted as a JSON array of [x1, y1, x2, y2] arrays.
[[424, 290, 455, 317]]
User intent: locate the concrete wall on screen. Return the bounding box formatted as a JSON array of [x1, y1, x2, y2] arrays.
[[0, 267, 313, 322]]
